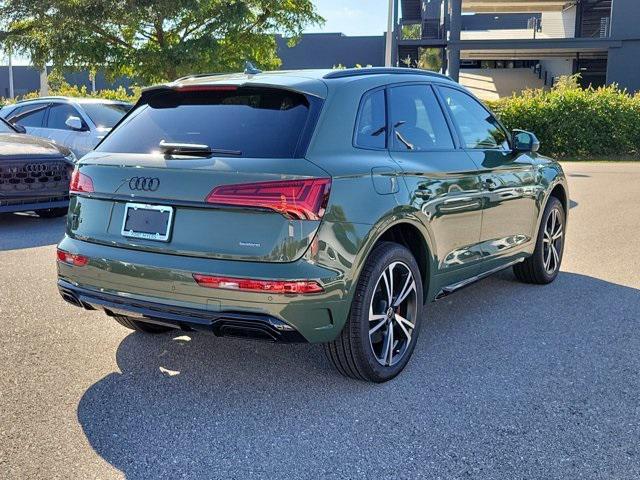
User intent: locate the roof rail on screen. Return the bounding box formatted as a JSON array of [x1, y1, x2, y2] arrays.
[[323, 67, 451, 81], [15, 95, 70, 103]]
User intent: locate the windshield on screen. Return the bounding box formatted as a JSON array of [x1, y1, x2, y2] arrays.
[[96, 88, 311, 158], [0, 117, 15, 133], [82, 103, 132, 129]]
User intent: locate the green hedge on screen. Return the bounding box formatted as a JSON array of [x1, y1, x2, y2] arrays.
[[487, 76, 640, 158]]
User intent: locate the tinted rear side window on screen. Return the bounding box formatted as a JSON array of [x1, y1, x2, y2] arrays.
[[355, 89, 386, 149], [97, 88, 312, 158], [9, 104, 47, 128]]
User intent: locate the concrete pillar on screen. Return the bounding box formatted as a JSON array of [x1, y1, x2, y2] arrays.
[[39, 67, 49, 96], [447, 0, 462, 81], [8, 50, 14, 99], [392, 0, 399, 66], [385, 0, 395, 67]]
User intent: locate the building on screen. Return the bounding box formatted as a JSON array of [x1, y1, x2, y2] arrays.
[[396, 0, 640, 98], [0, 66, 132, 99], [3, 1, 639, 100], [275, 33, 386, 69]]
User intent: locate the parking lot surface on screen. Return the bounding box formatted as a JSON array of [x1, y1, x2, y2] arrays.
[[1, 162, 639, 479]]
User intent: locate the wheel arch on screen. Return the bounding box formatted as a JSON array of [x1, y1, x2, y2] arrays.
[[356, 214, 434, 305], [549, 183, 568, 214], [535, 178, 569, 239]]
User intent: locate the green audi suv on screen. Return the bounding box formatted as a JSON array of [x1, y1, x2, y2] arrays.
[[57, 68, 568, 382]]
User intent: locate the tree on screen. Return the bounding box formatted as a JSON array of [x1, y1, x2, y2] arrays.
[[0, 0, 323, 83]]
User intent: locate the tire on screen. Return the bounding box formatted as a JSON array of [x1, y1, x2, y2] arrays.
[[324, 241, 424, 382], [36, 207, 68, 218], [514, 196, 566, 284], [112, 314, 173, 333]]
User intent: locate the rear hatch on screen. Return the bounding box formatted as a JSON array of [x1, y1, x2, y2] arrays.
[[69, 84, 329, 263]]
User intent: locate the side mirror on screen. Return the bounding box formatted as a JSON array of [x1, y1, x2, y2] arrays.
[[12, 123, 26, 134], [65, 116, 86, 131], [513, 129, 540, 153]]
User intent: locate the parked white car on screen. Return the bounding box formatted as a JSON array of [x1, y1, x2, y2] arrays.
[[0, 97, 132, 158]]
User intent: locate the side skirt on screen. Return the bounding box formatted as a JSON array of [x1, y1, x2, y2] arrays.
[[435, 258, 525, 300]]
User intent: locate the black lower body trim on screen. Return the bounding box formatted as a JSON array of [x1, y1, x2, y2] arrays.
[[57, 279, 307, 343]]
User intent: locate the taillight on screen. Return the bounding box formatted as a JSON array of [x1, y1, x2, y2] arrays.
[[56, 249, 89, 267], [69, 169, 94, 194], [205, 178, 331, 220], [192, 274, 324, 295]]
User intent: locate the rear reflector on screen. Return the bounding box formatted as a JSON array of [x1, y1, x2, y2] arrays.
[[69, 169, 94, 194], [205, 178, 331, 220], [56, 249, 89, 267], [192, 274, 324, 295]]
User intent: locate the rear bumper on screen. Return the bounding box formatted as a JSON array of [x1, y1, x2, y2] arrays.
[[58, 279, 307, 342], [56, 235, 351, 343]]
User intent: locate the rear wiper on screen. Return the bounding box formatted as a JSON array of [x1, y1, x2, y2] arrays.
[[158, 140, 242, 157]]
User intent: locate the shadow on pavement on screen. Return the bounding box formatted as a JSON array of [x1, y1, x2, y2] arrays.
[[77, 271, 640, 479], [0, 213, 66, 251]]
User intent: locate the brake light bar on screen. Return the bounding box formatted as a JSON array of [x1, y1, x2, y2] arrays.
[[192, 274, 324, 295], [56, 249, 89, 267], [206, 178, 331, 221], [69, 169, 94, 194], [175, 85, 238, 92]]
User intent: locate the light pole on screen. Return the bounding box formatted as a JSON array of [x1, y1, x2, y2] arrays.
[[447, 0, 462, 81], [39, 66, 49, 96], [385, 0, 395, 67], [8, 48, 14, 99]]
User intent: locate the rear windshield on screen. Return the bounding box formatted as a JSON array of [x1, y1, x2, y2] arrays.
[[83, 103, 131, 129], [97, 87, 311, 158]]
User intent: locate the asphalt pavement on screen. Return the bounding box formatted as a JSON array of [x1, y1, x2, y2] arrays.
[[0, 162, 639, 479]]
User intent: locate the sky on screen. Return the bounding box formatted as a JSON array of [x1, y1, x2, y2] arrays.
[[5, 0, 390, 65], [307, 0, 390, 36]]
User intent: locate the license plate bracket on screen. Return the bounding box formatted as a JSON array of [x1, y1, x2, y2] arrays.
[[121, 203, 174, 242]]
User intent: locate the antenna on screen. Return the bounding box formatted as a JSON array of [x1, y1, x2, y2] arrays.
[[244, 61, 262, 75]]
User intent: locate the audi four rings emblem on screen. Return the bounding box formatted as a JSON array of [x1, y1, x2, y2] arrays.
[[25, 163, 48, 173], [129, 177, 160, 191]]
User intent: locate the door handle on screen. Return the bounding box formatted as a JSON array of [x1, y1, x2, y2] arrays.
[[484, 178, 497, 191]]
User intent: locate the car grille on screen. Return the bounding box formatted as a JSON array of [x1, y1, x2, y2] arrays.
[[0, 160, 71, 195]]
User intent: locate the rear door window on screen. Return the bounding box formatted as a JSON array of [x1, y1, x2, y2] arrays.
[[388, 85, 454, 151], [8, 104, 47, 128], [97, 87, 314, 158]]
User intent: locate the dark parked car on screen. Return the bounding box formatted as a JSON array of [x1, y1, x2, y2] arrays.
[[57, 68, 568, 382], [0, 116, 76, 217]]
